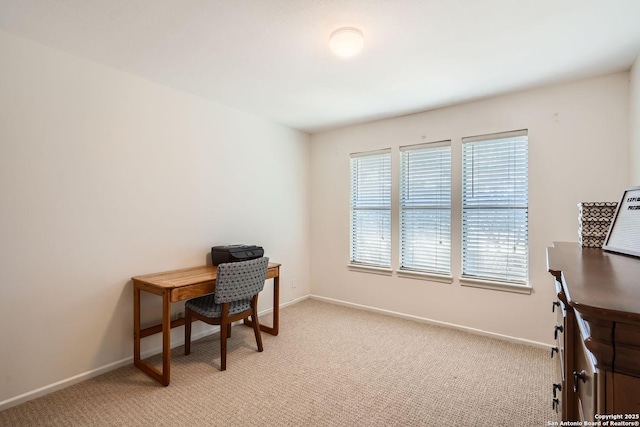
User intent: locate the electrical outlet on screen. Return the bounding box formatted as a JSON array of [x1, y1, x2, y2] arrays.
[[291, 280, 296, 289], [175, 310, 185, 320]]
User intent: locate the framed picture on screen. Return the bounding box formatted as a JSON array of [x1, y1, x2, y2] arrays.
[[603, 186, 640, 257]]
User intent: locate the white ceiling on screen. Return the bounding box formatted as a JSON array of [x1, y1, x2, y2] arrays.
[[1, 0, 640, 133]]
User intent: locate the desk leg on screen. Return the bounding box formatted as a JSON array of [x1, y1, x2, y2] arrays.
[[134, 286, 141, 366], [270, 276, 279, 335], [245, 276, 279, 336], [161, 291, 171, 385], [133, 287, 171, 386]]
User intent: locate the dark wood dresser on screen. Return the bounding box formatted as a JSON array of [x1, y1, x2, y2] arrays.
[[547, 242, 640, 421]]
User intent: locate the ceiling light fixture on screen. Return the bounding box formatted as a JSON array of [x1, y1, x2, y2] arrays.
[[329, 27, 364, 58]]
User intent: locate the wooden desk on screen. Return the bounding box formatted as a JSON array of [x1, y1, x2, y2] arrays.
[[132, 262, 281, 386]]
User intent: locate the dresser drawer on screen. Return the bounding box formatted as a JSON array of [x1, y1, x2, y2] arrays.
[[551, 280, 571, 418], [547, 242, 640, 423], [555, 321, 564, 365]]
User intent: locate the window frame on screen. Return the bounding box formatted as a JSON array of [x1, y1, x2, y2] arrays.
[[460, 130, 530, 293], [348, 149, 392, 272], [345, 130, 532, 295], [399, 140, 452, 280]]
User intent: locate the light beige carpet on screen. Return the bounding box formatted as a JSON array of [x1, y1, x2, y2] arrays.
[[0, 299, 559, 426]]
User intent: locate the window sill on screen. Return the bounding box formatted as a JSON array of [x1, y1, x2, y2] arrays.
[[460, 277, 532, 295], [397, 269, 453, 283], [347, 264, 393, 276]]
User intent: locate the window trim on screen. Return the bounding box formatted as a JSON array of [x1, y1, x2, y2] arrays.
[[397, 268, 453, 283], [347, 263, 393, 275], [459, 277, 532, 294]]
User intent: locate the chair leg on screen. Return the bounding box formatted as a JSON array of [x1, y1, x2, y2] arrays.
[[220, 324, 227, 371], [185, 309, 192, 355], [227, 323, 232, 338], [251, 299, 263, 352], [220, 303, 229, 371]]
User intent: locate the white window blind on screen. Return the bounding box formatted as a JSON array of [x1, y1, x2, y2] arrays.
[[400, 141, 451, 275], [462, 130, 528, 285], [350, 150, 392, 267]]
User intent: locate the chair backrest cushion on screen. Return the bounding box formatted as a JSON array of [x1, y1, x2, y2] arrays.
[[214, 257, 269, 304]]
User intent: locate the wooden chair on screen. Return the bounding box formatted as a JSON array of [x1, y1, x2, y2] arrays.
[[184, 257, 269, 371]]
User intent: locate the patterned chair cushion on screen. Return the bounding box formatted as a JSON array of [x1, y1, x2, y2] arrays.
[[186, 294, 252, 317]]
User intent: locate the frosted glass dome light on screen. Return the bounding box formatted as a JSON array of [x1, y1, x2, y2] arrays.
[[329, 27, 364, 58]]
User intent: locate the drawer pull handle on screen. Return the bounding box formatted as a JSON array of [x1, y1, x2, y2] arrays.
[[573, 370, 587, 393], [551, 347, 559, 358], [552, 398, 559, 412], [553, 383, 562, 398], [554, 324, 564, 340], [552, 301, 561, 312]]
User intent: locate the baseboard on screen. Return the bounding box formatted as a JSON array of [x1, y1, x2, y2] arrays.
[[309, 294, 552, 350], [0, 356, 132, 412], [0, 296, 310, 412]]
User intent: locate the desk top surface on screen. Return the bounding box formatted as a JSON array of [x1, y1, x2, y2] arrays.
[[547, 242, 640, 322], [132, 262, 280, 289]]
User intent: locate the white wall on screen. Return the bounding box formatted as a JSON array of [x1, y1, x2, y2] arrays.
[[0, 30, 310, 406], [310, 72, 629, 345], [631, 55, 640, 184]]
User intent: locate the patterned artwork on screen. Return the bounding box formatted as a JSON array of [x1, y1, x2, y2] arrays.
[[578, 202, 618, 248]]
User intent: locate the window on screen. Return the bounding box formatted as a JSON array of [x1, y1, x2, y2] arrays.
[[350, 150, 392, 268], [461, 130, 528, 285], [400, 141, 451, 276]]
